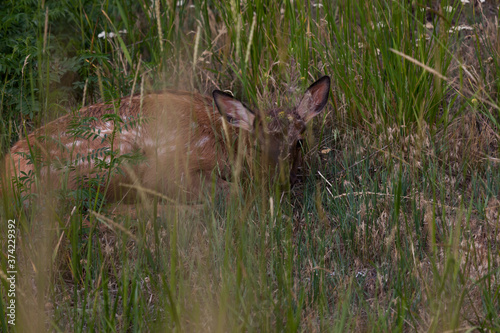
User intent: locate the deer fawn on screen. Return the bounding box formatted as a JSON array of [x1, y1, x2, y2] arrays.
[[2, 76, 330, 204]]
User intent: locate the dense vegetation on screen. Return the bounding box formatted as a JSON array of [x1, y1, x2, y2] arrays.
[[1, 0, 499, 331]]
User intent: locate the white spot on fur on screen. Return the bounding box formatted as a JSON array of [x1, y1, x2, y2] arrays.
[[39, 166, 58, 177], [157, 145, 178, 156], [66, 140, 84, 148], [119, 143, 131, 152], [195, 136, 210, 148], [103, 121, 114, 130], [157, 147, 166, 155], [144, 138, 155, 147], [94, 121, 116, 137], [163, 130, 178, 144]]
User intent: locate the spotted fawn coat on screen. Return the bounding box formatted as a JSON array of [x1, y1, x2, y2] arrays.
[[3, 76, 330, 202]]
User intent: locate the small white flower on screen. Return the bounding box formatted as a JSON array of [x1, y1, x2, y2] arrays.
[[98, 31, 122, 39], [444, 6, 453, 12], [415, 34, 431, 44], [461, 0, 470, 3], [356, 271, 366, 278], [312, 2, 323, 8], [449, 25, 474, 33], [176, 0, 184, 6]]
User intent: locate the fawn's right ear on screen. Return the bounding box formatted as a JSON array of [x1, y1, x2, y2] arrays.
[[296, 76, 330, 123], [213, 90, 255, 131]]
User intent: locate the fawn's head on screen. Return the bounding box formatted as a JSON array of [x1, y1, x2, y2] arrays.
[[213, 76, 330, 185]]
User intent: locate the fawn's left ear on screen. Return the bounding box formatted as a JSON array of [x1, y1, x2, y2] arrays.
[[213, 90, 255, 131], [296, 76, 330, 123]]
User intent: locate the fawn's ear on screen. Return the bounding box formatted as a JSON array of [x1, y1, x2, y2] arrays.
[[213, 90, 255, 131], [296, 76, 330, 123]]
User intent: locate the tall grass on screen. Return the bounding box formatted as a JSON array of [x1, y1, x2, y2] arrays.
[[1, 0, 499, 331]]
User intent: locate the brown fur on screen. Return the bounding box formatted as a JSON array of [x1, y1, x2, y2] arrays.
[[2, 77, 331, 203]]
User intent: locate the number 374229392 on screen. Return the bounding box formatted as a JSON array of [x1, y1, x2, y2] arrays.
[[7, 219, 16, 268]]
